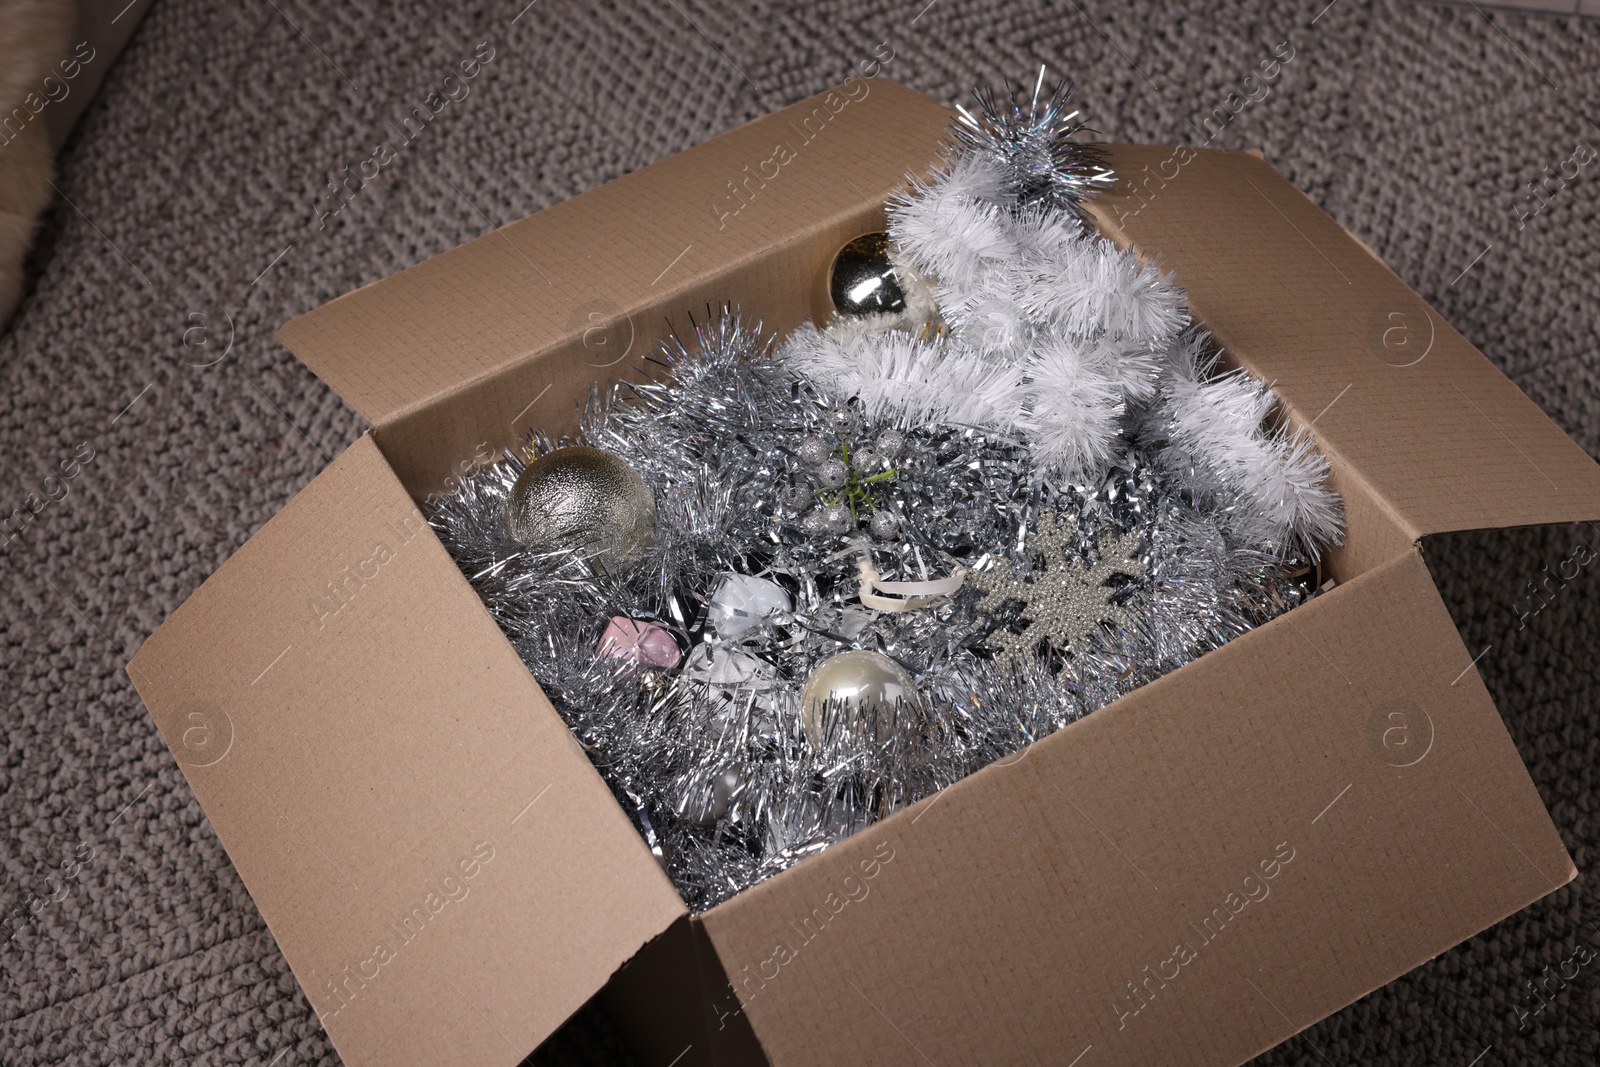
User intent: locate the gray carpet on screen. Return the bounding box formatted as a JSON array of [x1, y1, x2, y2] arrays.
[[1, 0, 1597, 1063]]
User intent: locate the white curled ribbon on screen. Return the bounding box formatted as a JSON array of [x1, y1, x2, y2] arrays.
[[829, 543, 964, 613]]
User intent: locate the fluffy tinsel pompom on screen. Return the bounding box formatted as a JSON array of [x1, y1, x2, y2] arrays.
[[952, 66, 1116, 220]]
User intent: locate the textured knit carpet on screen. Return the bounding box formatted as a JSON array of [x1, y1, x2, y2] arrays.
[[1, 1, 1597, 1064]]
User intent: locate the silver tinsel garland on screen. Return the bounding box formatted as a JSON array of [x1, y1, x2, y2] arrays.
[[426, 314, 1316, 911], [424, 76, 1334, 910]]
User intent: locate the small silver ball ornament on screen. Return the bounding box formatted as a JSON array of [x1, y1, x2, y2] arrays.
[[683, 766, 743, 825], [777, 481, 813, 512], [817, 458, 849, 490], [505, 446, 656, 569], [818, 232, 944, 337], [822, 503, 852, 534], [869, 510, 900, 539], [797, 436, 830, 468], [799, 650, 921, 745], [877, 429, 906, 458], [828, 407, 862, 436]]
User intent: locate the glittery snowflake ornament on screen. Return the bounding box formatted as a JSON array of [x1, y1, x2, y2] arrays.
[[969, 511, 1143, 667]]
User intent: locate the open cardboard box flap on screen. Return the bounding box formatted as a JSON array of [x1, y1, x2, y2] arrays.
[[129, 80, 1600, 1067], [698, 547, 1575, 1066], [1087, 144, 1600, 575], [278, 80, 1600, 545], [129, 81, 965, 1067], [127, 436, 686, 1066], [276, 81, 956, 437]]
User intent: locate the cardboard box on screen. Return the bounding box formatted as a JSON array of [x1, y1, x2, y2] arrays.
[[127, 80, 1600, 1067]]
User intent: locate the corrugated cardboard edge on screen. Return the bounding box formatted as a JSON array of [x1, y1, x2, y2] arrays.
[[127, 435, 686, 1066]]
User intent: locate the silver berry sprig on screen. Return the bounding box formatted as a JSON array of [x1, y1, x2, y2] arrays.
[[795, 418, 906, 538]]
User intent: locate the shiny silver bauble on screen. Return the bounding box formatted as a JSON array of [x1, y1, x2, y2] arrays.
[[829, 232, 908, 317], [816, 232, 943, 337], [799, 649, 920, 745], [505, 446, 656, 569]]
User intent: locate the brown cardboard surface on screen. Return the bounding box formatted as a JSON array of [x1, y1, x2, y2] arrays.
[[1090, 145, 1600, 557], [127, 435, 686, 1067], [278, 80, 954, 456], [698, 547, 1572, 1067], [370, 185, 902, 498]]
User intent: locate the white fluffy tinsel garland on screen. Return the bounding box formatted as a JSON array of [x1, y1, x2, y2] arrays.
[[783, 151, 1342, 560]]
